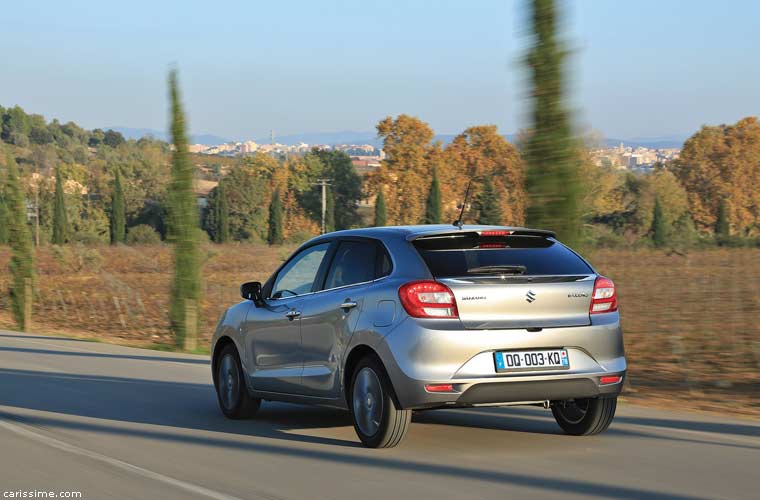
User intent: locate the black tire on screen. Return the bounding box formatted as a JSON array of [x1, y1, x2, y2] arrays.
[[552, 397, 617, 436], [350, 356, 411, 448], [215, 343, 260, 419]]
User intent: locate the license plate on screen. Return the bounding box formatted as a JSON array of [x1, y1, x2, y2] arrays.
[[494, 349, 569, 373]]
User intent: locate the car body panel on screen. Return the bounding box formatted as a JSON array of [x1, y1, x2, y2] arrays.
[[211, 224, 626, 412]]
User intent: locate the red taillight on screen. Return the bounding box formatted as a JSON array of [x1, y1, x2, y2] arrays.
[[424, 384, 456, 393], [480, 230, 512, 236], [590, 276, 618, 314], [398, 280, 459, 319], [599, 375, 622, 385]]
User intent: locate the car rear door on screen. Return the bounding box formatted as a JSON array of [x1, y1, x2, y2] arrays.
[[298, 239, 384, 398], [413, 231, 596, 329]]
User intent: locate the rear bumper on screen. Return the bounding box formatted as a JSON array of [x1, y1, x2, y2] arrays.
[[375, 312, 626, 409], [395, 372, 625, 410]]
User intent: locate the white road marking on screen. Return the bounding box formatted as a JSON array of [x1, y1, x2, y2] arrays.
[[0, 415, 277, 500]]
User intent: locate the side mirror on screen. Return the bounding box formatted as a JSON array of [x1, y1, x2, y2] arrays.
[[240, 281, 263, 306]]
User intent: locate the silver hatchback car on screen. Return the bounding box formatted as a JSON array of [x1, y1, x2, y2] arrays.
[[212, 225, 626, 447]]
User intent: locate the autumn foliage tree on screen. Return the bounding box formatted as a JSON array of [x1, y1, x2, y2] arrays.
[[373, 115, 435, 225], [443, 126, 524, 224], [673, 117, 760, 236]]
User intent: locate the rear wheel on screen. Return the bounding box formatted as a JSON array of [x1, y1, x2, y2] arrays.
[[552, 397, 616, 435], [215, 344, 260, 419], [350, 356, 411, 448]]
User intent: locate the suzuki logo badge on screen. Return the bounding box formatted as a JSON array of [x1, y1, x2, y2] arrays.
[[526, 290, 537, 303]]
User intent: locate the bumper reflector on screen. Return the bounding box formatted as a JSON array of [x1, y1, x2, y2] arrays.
[[425, 384, 456, 393], [599, 376, 622, 385]]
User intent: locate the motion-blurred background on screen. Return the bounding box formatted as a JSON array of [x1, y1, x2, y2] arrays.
[[0, 1, 758, 416]]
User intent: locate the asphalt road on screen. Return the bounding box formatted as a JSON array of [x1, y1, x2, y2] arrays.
[[0, 331, 758, 500]]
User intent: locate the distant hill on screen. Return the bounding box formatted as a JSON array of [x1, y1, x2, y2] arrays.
[[602, 135, 687, 149], [108, 127, 229, 146], [109, 125, 686, 150]]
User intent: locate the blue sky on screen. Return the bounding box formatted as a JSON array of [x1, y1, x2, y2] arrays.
[[1, 0, 757, 140]]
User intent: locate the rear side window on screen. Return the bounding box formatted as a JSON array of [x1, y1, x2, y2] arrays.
[[413, 233, 592, 277], [325, 241, 377, 289]]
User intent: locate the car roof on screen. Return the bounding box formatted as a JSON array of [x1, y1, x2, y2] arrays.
[[305, 224, 556, 245]]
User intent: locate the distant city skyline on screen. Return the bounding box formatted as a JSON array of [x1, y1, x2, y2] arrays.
[[1, 0, 758, 140]]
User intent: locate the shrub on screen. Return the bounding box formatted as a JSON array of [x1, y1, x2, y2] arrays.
[[126, 224, 162, 245]]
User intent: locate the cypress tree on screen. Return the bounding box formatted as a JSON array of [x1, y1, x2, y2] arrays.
[[424, 170, 442, 224], [214, 179, 230, 243], [267, 189, 283, 245], [651, 196, 667, 248], [110, 168, 126, 244], [167, 70, 202, 349], [524, 0, 583, 249], [476, 177, 502, 225], [52, 167, 68, 244], [325, 189, 335, 233], [715, 199, 730, 237], [0, 183, 9, 245], [5, 150, 35, 330], [374, 190, 387, 227]]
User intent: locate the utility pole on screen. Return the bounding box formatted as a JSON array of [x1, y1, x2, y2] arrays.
[[315, 178, 332, 234]]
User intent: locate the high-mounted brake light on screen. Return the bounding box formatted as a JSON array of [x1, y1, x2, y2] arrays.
[[398, 280, 459, 319], [480, 230, 512, 237], [590, 276, 618, 314]]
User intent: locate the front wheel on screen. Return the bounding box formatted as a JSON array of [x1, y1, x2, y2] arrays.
[[215, 344, 261, 419], [552, 397, 617, 436], [350, 356, 411, 448]]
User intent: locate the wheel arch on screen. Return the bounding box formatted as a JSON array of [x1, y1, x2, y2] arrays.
[[343, 344, 401, 409], [211, 335, 237, 387]]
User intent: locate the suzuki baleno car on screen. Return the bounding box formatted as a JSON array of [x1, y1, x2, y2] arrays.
[[211, 225, 626, 448]]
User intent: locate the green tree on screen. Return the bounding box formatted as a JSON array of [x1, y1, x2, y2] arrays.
[[52, 167, 69, 244], [651, 196, 667, 248], [167, 70, 202, 349], [715, 198, 730, 237], [5, 150, 35, 330], [214, 178, 230, 243], [424, 169, 442, 224], [110, 168, 126, 244], [103, 129, 126, 148], [374, 190, 387, 226], [301, 150, 362, 230], [268, 189, 284, 245], [524, 0, 584, 248], [476, 177, 503, 225]]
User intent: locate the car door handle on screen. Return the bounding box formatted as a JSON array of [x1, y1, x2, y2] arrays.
[[285, 310, 301, 320], [340, 300, 358, 310]]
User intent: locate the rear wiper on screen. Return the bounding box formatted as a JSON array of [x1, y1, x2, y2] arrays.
[[467, 265, 526, 275]]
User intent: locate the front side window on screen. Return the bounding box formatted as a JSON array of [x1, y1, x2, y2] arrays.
[[324, 241, 377, 289], [271, 243, 330, 299]]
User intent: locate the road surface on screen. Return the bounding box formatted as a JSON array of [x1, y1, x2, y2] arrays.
[[0, 330, 757, 500]]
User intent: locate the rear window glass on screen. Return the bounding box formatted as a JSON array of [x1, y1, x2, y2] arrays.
[[413, 233, 593, 277], [324, 241, 377, 289]]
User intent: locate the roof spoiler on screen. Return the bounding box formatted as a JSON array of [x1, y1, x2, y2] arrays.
[[407, 228, 556, 241]]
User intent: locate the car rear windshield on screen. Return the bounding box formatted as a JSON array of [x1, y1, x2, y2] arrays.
[[413, 233, 593, 277]]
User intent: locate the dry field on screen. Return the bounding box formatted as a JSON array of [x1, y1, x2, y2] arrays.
[[1, 244, 758, 416]]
